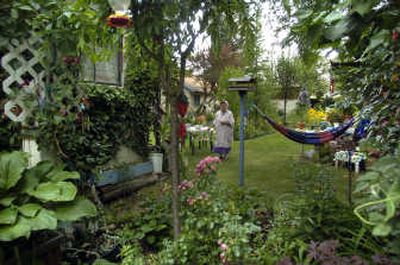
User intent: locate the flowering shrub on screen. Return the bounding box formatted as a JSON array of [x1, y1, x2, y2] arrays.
[[120, 155, 261, 265], [195, 155, 221, 176]]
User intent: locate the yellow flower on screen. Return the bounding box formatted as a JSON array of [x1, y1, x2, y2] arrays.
[[306, 108, 326, 124]]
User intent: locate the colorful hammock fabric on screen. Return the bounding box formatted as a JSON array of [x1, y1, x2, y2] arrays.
[[253, 105, 355, 145]]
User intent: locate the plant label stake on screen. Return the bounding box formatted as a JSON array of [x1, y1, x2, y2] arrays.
[[228, 76, 255, 187]]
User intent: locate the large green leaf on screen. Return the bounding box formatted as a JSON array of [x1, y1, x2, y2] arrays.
[[20, 170, 41, 194], [27, 209, 57, 231], [29, 182, 77, 202], [0, 217, 31, 241], [0, 207, 18, 224], [323, 10, 343, 24], [53, 197, 97, 221], [352, 0, 378, 16], [0, 197, 16, 207], [18, 203, 42, 217], [24, 161, 54, 181], [363, 30, 390, 55], [324, 17, 349, 40], [373, 223, 392, 237], [0, 152, 28, 190], [50, 170, 80, 182]]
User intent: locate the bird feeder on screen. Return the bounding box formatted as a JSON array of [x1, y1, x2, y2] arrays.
[[107, 0, 133, 28], [228, 76, 256, 187]]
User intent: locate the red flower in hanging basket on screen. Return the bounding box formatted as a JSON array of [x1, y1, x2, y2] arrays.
[[393, 30, 398, 43], [107, 14, 133, 28], [179, 122, 186, 142], [177, 101, 189, 117]]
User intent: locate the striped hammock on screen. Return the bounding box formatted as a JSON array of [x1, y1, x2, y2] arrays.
[[253, 105, 354, 145]]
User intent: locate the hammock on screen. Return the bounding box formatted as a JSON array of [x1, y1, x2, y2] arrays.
[[253, 105, 355, 145]]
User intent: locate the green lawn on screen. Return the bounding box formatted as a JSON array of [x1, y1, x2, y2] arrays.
[[183, 133, 351, 203]]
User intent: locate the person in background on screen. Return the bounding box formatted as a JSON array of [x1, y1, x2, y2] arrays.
[[213, 100, 234, 160]]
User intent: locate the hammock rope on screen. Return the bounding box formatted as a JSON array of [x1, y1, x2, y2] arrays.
[[252, 104, 355, 145]]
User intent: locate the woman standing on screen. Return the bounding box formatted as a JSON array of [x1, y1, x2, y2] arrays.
[[213, 100, 234, 160]]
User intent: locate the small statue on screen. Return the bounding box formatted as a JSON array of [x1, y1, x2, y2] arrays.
[[298, 87, 310, 106]]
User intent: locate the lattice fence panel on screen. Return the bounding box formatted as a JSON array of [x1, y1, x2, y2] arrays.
[[1, 35, 45, 122]]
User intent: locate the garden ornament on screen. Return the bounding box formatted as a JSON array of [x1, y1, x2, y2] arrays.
[[298, 86, 310, 105]]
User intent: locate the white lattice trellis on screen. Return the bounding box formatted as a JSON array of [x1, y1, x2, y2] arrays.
[[1, 35, 45, 122], [2, 35, 45, 95]]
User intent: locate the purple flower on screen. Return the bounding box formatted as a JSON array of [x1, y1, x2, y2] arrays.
[[307, 240, 339, 262], [350, 255, 369, 265], [276, 257, 293, 265], [372, 254, 395, 265]]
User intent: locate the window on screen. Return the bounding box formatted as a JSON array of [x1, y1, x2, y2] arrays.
[[194, 94, 201, 106], [82, 40, 124, 86]]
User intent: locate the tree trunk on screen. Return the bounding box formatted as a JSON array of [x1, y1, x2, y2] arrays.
[[160, 57, 181, 240], [154, 84, 162, 147], [169, 92, 181, 239]]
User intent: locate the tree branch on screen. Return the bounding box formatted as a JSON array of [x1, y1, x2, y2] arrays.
[[133, 24, 158, 60]]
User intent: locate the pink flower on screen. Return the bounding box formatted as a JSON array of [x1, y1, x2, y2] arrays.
[[179, 180, 194, 191], [213, 156, 221, 163], [187, 197, 196, 206], [199, 192, 209, 200], [195, 156, 221, 176], [220, 243, 228, 251], [219, 252, 227, 264]]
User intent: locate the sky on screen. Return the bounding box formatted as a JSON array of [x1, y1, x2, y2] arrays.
[[194, 2, 297, 61], [192, 2, 335, 82]]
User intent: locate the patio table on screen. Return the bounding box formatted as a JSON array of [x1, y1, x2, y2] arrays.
[[186, 124, 214, 155]]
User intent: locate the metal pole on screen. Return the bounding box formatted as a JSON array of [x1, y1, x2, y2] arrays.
[[239, 91, 246, 186]]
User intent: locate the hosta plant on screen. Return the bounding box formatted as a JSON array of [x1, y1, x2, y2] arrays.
[[0, 151, 97, 241]]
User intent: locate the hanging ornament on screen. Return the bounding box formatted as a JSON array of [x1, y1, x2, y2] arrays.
[[107, 0, 133, 28]]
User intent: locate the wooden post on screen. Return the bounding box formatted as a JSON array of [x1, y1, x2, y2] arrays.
[[239, 91, 246, 186]]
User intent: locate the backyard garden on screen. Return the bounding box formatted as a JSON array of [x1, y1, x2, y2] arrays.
[[0, 0, 399, 264]]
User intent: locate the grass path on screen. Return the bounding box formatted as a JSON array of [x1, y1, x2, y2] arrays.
[[184, 133, 350, 203]]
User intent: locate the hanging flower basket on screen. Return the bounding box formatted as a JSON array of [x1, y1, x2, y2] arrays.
[[107, 14, 132, 28], [177, 102, 189, 117]]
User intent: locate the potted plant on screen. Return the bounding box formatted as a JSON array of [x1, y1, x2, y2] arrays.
[[149, 145, 163, 174]]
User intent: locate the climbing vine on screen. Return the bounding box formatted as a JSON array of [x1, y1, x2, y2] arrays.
[[35, 64, 157, 174]]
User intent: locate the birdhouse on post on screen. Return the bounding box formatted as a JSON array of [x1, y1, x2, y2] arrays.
[[228, 76, 256, 187]]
